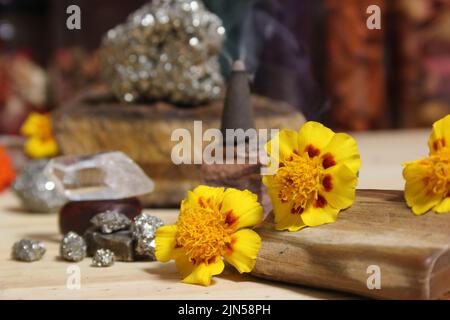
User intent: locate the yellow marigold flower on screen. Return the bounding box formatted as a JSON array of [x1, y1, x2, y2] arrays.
[[21, 112, 52, 137], [263, 121, 361, 231], [155, 185, 263, 286], [20, 112, 59, 159], [24, 136, 59, 159], [403, 115, 450, 215]]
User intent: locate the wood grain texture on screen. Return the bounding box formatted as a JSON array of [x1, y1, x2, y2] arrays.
[[252, 189, 450, 300]]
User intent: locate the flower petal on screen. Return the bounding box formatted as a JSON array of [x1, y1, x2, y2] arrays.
[[428, 114, 450, 154], [20, 112, 51, 137], [0, 146, 16, 191], [24, 137, 58, 159], [183, 185, 225, 209], [221, 188, 263, 230], [224, 229, 261, 273], [300, 204, 339, 227], [263, 176, 306, 231], [276, 212, 307, 231], [403, 160, 442, 215], [297, 121, 335, 157], [433, 197, 450, 214], [321, 133, 361, 174], [155, 225, 178, 262], [181, 258, 225, 286], [174, 249, 196, 279], [320, 164, 357, 210], [265, 129, 298, 161]]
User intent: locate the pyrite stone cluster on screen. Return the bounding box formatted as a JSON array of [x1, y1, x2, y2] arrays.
[[60, 232, 87, 262], [85, 210, 164, 263], [100, 0, 225, 105], [12, 239, 46, 262], [132, 214, 164, 259], [90, 209, 131, 234], [92, 249, 115, 267]]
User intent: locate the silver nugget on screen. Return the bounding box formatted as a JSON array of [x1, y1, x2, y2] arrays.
[[132, 213, 164, 260], [60, 231, 87, 262], [12, 239, 46, 262], [92, 249, 115, 267], [90, 209, 131, 234]]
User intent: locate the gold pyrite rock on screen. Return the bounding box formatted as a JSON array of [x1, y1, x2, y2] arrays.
[[100, 0, 225, 105]]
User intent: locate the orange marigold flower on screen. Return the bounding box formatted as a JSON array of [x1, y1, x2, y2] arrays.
[[0, 145, 16, 192], [403, 115, 450, 215]]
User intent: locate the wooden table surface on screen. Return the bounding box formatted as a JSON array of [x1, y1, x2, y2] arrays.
[[0, 129, 435, 299]]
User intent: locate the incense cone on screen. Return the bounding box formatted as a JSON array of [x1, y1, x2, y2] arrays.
[[201, 61, 271, 214], [221, 60, 255, 144]]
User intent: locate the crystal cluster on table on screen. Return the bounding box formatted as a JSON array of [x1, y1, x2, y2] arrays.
[[85, 210, 135, 262], [85, 211, 164, 262], [12, 210, 164, 264], [17, 151, 164, 265], [100, 0, 225, 105], [44, 151, 154, 235], [11, 138, 163, 265]]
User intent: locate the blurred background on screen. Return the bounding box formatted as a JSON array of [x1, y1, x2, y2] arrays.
[[0, 0, 449, 134]]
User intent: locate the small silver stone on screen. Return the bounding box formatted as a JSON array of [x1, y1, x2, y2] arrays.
[[12, 239, 46, 262], [60, 232, 87, 262], [90, 209, 131, 234], [92, 249, 115, 267], [13, 159, 66, 213], [132, 213, 164, 260]]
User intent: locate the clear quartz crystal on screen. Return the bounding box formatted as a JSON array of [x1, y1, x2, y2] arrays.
[[44, 152, 154, 201]]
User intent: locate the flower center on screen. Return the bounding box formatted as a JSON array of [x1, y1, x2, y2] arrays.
[[175, 199, 233, 264], [275, 152, 323, 212], [429, 149, 450, 196]]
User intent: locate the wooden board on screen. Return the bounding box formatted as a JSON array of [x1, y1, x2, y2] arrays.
[[252, 189, 450, 300]]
